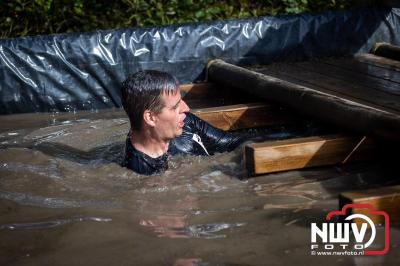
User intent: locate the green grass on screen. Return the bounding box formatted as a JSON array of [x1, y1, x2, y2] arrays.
[[0, 0, 353, 39]]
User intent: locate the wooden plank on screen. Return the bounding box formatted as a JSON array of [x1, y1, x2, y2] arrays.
[[355, 53, 400, 71], [180, 83, 225, 107], [207, 59, 400, 141], [256, 67, 400, 115], [371, 42, 400, 61], [244, 135, 375, 176], [322, 57, 400, 85], [180, 83, 215, 96], [192, 103, 293, 130], [339, 185, 400, 225], [180, 83, 255, 108], [257, 63, 400, 113], [297, 60, 400, 96]]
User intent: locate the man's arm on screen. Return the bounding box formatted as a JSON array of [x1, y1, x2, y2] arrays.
[[185, 112, 246, 155]]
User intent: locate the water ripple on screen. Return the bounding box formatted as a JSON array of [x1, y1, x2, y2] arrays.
[[0, 190, 119, 209], [0, 216, 112, 230]]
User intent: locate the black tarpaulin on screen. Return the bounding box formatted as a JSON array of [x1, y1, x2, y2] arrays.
[[0, 8, 399, 114]]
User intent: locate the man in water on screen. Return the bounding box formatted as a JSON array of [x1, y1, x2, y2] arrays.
[[121, 70, 245, 175]]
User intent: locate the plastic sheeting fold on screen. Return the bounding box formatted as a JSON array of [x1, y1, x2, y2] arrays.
[[0, 8, 399, 114]]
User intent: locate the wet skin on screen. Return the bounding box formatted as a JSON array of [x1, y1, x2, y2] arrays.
[[152, 90, 190, 141]]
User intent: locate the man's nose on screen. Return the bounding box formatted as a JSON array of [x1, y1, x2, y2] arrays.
[[180, 100, 190, 113]]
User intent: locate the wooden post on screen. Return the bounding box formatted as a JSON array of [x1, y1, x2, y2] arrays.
[[340, 185, 400, 225], [244, 135, 375, 176], [192, 103, 294, 130], [371, 43, 400, 62]]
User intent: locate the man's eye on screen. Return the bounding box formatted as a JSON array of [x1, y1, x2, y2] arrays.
[[172, 100, 181, 110]]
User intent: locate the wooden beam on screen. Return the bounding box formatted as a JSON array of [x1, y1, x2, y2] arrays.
[[258, 62, 400, 113], [180, 83, 228, 107], [192, 103, 293, 130], [180, 82, 257, 108], [371, 43, 400, 62], [180, 83, 224, 108], [207, 59, 400, 141], [356, 53, 400, 71], [339, 185, 400, 225], [180, 83, 215, 96], [322, 57, 400, 84], [244, 135, 375, 176]]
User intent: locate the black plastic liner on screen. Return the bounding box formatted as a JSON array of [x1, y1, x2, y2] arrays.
[[0, 8, 399, 114]]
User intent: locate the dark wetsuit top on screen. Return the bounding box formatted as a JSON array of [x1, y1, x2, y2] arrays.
[[122, 112, 245, 175]]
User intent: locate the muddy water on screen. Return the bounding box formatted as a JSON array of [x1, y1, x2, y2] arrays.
[[0, 109, 399, 266]]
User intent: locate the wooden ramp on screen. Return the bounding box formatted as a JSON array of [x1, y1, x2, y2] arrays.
[[207, 53, 400, 142]]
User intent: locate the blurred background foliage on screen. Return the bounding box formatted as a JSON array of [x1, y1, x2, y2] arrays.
[[1, 0, 355, 39]]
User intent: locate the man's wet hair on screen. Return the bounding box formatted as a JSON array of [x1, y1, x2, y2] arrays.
[[121, 70, 180, 130]]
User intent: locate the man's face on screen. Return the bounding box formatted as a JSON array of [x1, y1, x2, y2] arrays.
[[153, 90, 190, 140]]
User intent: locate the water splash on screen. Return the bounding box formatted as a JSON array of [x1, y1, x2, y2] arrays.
[[184, 222, 246, 239]]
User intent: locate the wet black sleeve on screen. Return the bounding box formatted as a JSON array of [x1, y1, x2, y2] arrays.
[[185, 112, 246, 155]]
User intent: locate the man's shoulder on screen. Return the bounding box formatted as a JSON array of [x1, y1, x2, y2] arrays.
[[184, 112, 199, 123], [183, 112, 206, 132], [123, 137, 168, 175]]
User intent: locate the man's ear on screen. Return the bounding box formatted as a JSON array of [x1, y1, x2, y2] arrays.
[[143, 109, 156, 127]]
